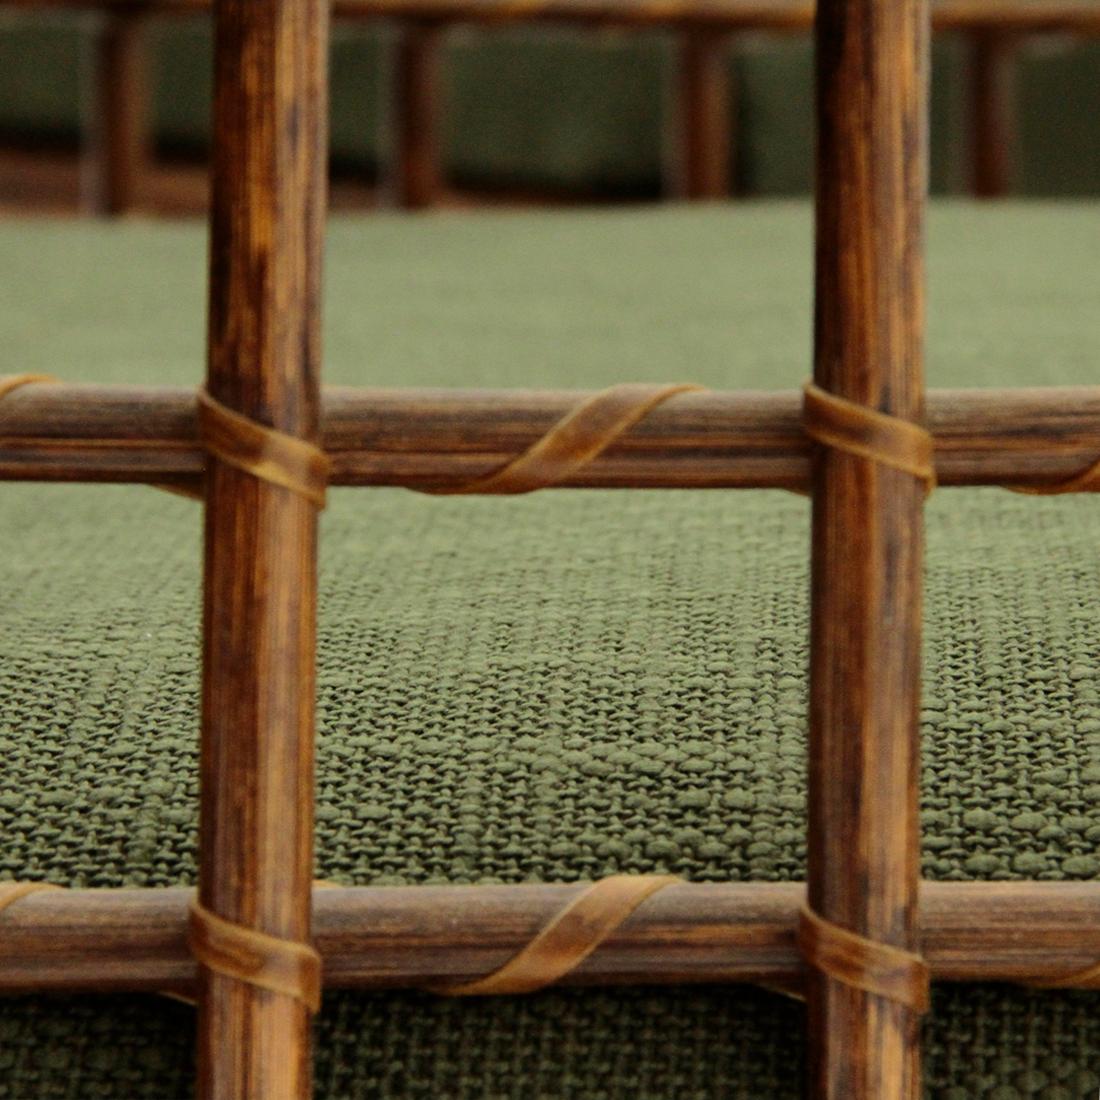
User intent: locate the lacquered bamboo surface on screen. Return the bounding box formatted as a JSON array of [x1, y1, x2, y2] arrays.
[[0, 882, 1097, 993], [3, 384, 1100, 491], [196, 0, 329, 1097], [807, 0, 929, 1093]]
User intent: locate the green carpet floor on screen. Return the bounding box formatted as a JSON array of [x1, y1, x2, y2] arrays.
[[1, 204, 1099, 1097]]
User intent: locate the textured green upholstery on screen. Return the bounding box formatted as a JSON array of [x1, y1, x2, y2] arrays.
[[1, 204, 1099, 1097]]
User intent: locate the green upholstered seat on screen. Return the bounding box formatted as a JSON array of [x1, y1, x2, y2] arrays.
[[1, 204, 1099, 1097]]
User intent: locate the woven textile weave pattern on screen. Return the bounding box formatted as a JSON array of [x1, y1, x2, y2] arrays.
[[1, 205, 1099, 1098]]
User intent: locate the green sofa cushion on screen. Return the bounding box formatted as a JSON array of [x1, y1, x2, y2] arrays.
[[1, 204, 1099, 1097]]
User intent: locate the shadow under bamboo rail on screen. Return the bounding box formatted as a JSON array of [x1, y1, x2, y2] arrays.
[[0, 881, 1098, 995], [2, 383, 1100, 492]]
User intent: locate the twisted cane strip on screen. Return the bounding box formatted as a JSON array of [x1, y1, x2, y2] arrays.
[[9, 375, 1100, 494], [0, 878, 673, 1006], [797, 905, 929, 1013], [186, 902, 322, 1012], [1027, 961, 1100, 990], [0, 881, 61, 913], [0, 881, 201, 1005], [802, 381, 936, 494], [1, 378, 698, 499], [196, 388, 330, 507], [0, 374, 61, 403], [0, 377, 330, 506], [0, 881, 319, 1009], [431, 874, 680, 996], [421, 383, 705, 495], [3, 880, 1100, 996]]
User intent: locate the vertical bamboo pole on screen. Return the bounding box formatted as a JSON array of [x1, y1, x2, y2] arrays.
[[90, 10, 149, 215], [199, 0, 328, 1097], [392, 21, 443, 208], [969, 29, 1015, 198], [673, 29, 733, 200], [808, 0, 928, 1096]]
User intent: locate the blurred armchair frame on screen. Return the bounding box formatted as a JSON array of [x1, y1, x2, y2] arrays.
[[2, 0, 1099, 211]]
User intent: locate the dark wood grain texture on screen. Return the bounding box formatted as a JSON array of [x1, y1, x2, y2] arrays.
[[391, 21, 443, 208], [809, 0, 928, 1095], [90, 9, 150, 214], [1, 881, 1099, 993], [674, 30, 733, 199], [5, 384, 1100, 490], [199, 0, 328, 1096], [968, 28, 1016, 198]]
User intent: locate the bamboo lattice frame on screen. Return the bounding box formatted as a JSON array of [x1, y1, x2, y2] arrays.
[[2, 0, 1100, 1097]]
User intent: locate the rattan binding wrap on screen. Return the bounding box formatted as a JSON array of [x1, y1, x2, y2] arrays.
[[432, 874, 680, 996], [797, 905, 929, 1013], [198, 389, 331, 508], [0, 374, 60, 403], [802, 382, 937, 495], [422, 383, 705, 495], [187, 902, 323, 1012], [0, 881, 61, 913], [800, 381, 934, 1013]]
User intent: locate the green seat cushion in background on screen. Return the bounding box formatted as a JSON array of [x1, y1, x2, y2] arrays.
[[2, 204, 1099, 1097]]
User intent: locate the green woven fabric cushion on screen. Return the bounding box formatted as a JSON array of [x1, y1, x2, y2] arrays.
[[1, 205, 1099, 1098]]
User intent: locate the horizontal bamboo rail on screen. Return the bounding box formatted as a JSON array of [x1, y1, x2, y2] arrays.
[[0, 881, 1097, 995], [2, 383, 1099, 492], [6, 0, 1100, 33]]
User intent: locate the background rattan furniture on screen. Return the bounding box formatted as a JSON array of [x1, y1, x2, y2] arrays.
[[3, 0, 1100, 211], [2, 0, 1100, 1098]]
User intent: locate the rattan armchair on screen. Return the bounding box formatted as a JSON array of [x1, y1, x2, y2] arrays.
[[5, 0, 1100, 211], [2, 1, 1100, 1098]]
